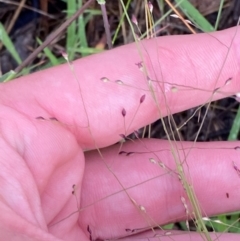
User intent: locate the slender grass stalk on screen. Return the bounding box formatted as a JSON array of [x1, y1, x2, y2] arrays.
[[120, 2, 213, 239], [97, 0, 112, 49], [165, 0, 196, 33], [140, 0, 185, 39], [112, 0, 131, 45]]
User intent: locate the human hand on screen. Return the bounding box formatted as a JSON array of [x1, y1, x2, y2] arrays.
[[0, 26, 240, 241]]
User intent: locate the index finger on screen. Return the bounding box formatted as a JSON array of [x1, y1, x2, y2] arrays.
[[1, 27, 239, 149]]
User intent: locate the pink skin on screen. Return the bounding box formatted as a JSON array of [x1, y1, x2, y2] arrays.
[[0, 26, 240, 240]]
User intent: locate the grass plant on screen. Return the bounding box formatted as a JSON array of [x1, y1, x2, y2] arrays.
[[1, 0, 240, 240]]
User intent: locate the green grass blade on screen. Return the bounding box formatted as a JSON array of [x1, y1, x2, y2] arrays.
[[212, 214, 228, 232], [74, 47, 103, 55], [206, 212, 240, 233], [214, 0, 225, 30], [66, 0, 77, 60], [84, 11, 101, 29], [0, 70, 16, 82], [162, 223, 174, 230], [38, 58, 66, 71], [78, 0, 88, 57], [228, 213, 240, 233], [174, 0, 214, 32], [37, 38, 60, 66], [228, 104, 240, 140], [0, 23, 22, 64]]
